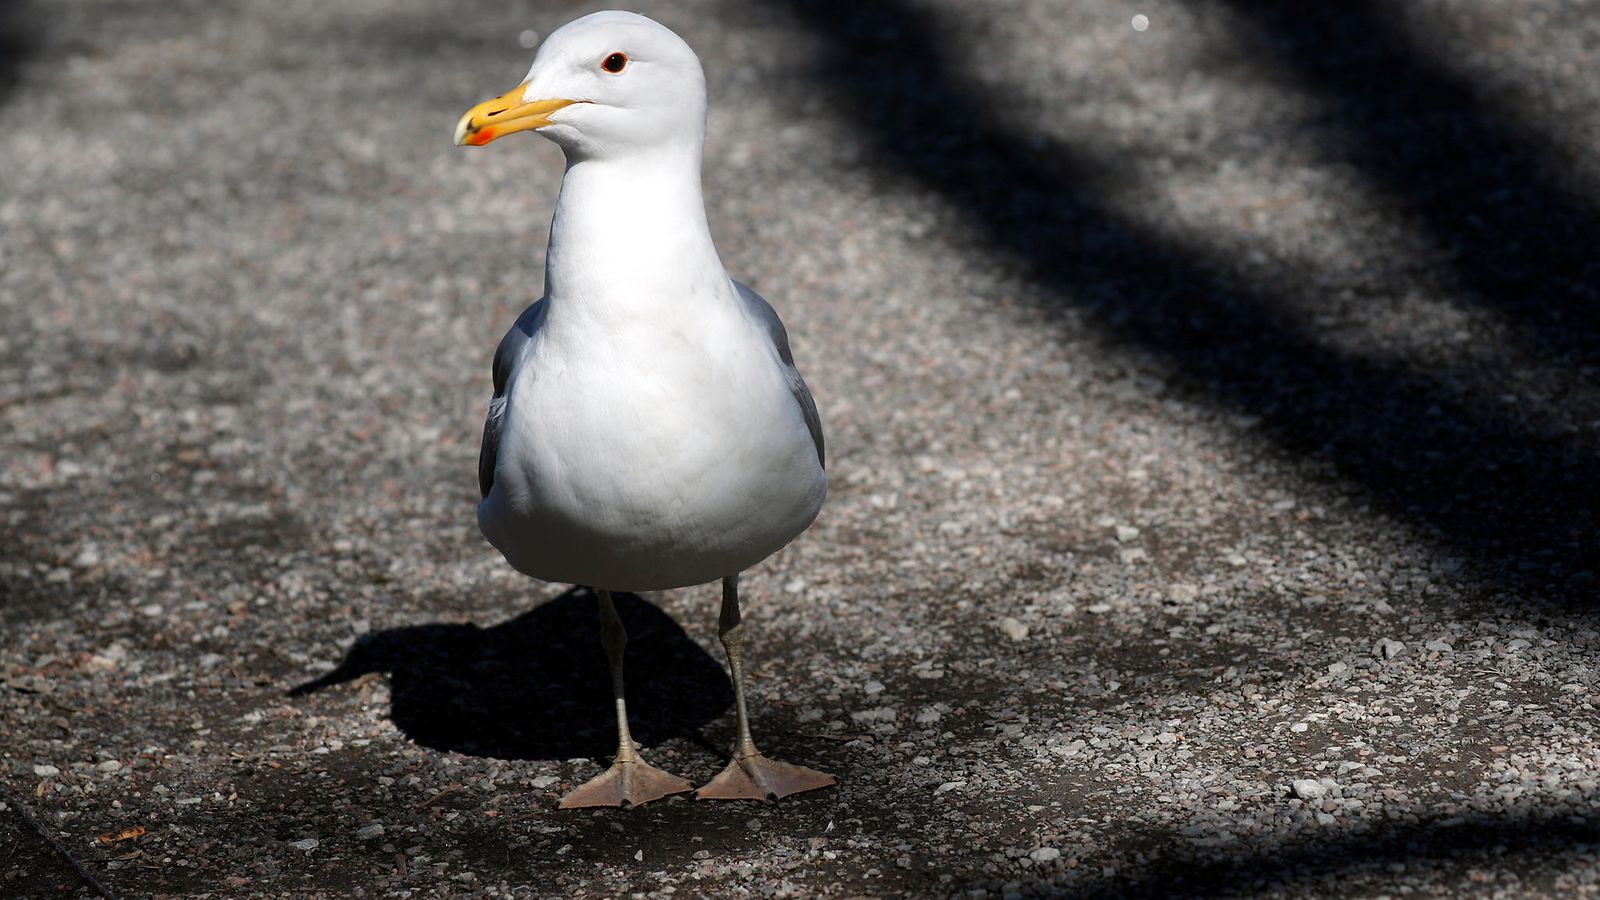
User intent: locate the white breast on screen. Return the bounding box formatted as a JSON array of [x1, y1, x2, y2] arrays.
[[477, 292, 826, 591]]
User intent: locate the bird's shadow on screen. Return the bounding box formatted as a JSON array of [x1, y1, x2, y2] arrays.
[[290, 587, 734, 761]]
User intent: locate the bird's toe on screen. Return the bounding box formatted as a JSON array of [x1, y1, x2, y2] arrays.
[[558, 758, 693, 809], [695, 754, 835, 802]]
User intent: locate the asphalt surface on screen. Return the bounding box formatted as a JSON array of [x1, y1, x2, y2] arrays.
[[4, 0, 1600, 896]]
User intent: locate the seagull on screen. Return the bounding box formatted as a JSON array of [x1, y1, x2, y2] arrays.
[[453, 11, 833, 808]]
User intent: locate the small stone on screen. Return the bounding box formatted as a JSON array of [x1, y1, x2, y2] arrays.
[[32, 764, 59, 777], [1167, 584, 1199, 603], [96, 760, 122, 773], [1290, 722, 1308, 733], [1327, 662, 1348, 674], [994, 616, 1029, 641], [1114, 525, 1140, 543], [896, 854, 911, 869], [1291, 779, 1326, 800], [1424, 640, 1453, 653], [1376, 639, 1405, 659], [863, 680, 885, 695], [850, 707, 896, 724], [1029, 847, 1061, 863], [1087, 603, 1112, 614], [289, 838, 319, 851], [530, 775, 559, 789], [356, 823, 385, 840]]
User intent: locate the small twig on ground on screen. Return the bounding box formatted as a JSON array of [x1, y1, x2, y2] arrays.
[[416, 783, 464, 809]]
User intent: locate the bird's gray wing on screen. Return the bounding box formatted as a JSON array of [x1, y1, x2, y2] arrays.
[[480, 299, 546, 498], [734, 280, 825, 468]]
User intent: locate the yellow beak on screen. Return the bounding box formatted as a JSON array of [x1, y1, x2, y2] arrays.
[[453, 85, 578, 147]]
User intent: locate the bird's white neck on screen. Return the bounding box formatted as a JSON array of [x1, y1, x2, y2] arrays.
[[542, 148, 728, 327]]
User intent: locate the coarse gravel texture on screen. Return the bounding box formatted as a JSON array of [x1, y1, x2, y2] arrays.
[[4, 0, 1600, 897]]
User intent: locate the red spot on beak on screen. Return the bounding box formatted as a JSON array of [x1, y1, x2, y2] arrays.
[[469, 128, 496, 146]]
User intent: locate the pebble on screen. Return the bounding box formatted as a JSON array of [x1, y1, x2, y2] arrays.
[[1029, 847, 1061, 863], [1114, 525, 1140, 543], [530, 775, 559, 789], [1291, 779, 1326, 800], [289, 838, 319, 851], [355, 823, 385, 840], [1424, 639, 1453, 653], [994, 616, 1029, 641], [33, 764, 59, 777], [1376, 638, 1406, 659]]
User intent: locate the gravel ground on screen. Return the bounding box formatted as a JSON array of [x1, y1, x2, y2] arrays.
[[4, 0, 1600, 896]]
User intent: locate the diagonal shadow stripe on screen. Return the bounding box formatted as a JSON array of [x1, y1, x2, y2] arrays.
[[1212, 0, 1600, 364], [773, 0, 1598, 608], [1053, 804, 1600, 898], [0, 0, 40, 109]]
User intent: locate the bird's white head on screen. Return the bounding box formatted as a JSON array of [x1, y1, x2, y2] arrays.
[[454, 11, 706, 161]]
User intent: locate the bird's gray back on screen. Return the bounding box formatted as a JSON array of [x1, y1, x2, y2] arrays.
[[480, 299, 547, 498], [734, 280, 824, 469]]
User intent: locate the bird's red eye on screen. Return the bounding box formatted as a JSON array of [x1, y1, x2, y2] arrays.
[[600, 52, 628, 74]]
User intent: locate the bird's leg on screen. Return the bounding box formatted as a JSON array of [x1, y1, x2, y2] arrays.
[[696, 574, 836, 802], [558, 589, 692, 809]]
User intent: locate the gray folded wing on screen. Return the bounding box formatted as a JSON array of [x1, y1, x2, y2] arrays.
[[734, 280, 825, 468], [480, 299, 547, 498]]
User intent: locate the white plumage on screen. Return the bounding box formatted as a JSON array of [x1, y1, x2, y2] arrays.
[[455, 10, 835, 807]]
